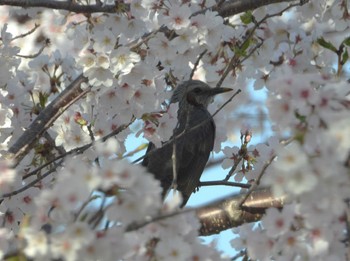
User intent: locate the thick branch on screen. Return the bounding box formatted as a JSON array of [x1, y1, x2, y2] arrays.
[[6, 74, 89, 166], [127, 188, 286, 236], [214, 0, 301, 17], [0, 0, 122, 13], [0, 0, 305, 16], [197, 188, 286, 236]]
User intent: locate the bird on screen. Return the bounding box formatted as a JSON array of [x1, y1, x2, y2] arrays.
[[142, 80, 232, 207]]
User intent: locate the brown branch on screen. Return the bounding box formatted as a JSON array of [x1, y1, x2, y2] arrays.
[[126, 188, 287, 236], [232, 250, 247, 260], [42, 131, 66, 156], [0, 119, 134, 200], [0, 0, 308, 17], [11, 23, 40, 41], [237, 138, 293, 206], [16, 38, 49, 58], [0, 159, 64, 200], [214, 0, 307, 18], [224, 155, 243, 181], [197, 188, 287, 236], [189, 49, 207, 80], [126, 208, 194, 233], [6, 74, 89, 167], [216, 0, 307, 88], [237, 155, 276, 207], [3, 188, 287, 260], [22, 119, 134, 180], [199, 180, 251, 189], [0, 0, 123, 14]]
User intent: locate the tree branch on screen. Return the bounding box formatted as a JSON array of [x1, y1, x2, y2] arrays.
[[0, 0, 308, 17], [0, 159, 63, 200], [214, 0, 307, 18], [199, 180, 251, 189], [21, 119, 134, 180], [0, 0, 123, 13], [197, 188, 286, 236], [127, 188, 286, 236], [6, 74, 89, 167]]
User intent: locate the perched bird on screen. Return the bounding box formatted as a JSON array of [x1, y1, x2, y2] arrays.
[[142, 80, 232, 207]]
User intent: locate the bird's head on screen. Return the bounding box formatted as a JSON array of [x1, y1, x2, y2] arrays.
[[171, 80, 232, 108]]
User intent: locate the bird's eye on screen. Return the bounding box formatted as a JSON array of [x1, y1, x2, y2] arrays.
[[193, 87, 201, 93]]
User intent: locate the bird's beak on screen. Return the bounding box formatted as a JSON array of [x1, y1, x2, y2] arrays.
[[207, 87, 233, 96]]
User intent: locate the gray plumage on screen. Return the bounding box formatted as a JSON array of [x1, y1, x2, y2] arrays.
[[142, 80, 232, 207]]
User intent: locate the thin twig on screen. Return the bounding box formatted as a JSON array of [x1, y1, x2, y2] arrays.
[[2, 121, 132, 199], [237, 155, 276, 207], [216, 1, 304, 88], [211, 89, 242, 118], [129, 27, 163, 50], [126, 207, 195, 232], [74, 193, 98, 221], [16, 39, 48, 58], [7, 74, 89, 166], [22, 119, 134, 180], [224, 156, 243, 181], [0, 159, 64, 200], [189, 49, 207, 80], [231, 250, 247, 261], [11, 23, 40, 42], [235, 137, 294, 207], [42, 131, 66, 156], [91, 196, 107, 229], [199, 180, 251, 189]]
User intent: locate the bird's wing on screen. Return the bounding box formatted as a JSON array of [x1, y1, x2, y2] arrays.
[[142, 140, 174, 198], [142, 109, 215, 207], [141, 142, 155, 167], [176, 116, 215, 207]]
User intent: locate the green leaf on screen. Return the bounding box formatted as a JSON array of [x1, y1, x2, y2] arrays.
[[341, 49, 349, 65], [233, 46, 245, 57], [342, 37, 350, 47], [295, 111, 306, 122], [317, 37, 337, 53], [38, 92, 48, 108], [233, 38, 252, 57], [240, 11, 253, 25], [5, 254, 28, 261], [240, 38, 251, 53]]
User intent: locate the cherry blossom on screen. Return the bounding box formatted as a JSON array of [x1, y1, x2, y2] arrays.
[[0, 0, 349, 260], [167, 4, 191, 30]]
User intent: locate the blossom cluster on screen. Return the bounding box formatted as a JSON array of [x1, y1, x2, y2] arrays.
[[0, 0, 349, 260]]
